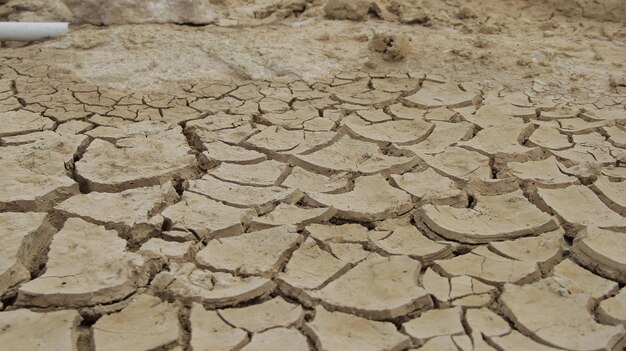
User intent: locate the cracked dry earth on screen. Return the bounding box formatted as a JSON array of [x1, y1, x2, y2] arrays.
[[1, 59, 626, 351]]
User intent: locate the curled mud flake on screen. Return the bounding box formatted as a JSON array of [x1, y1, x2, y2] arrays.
[[400, 121, 474, 155], [415, 336, 463, 351], [54, 183, 178, 244], [85, 120, 172, 142], [155, 263, 275, 308], [76, 127, 197, 192], [590, 176, 626, 215], [190, 302, 249, 351], [344, 118, 434, 145], [306, 174, 413, 222], [200, 141, 267, 165], [402, 307, 465, 344], [488, 228, 565, 274], [139, 238, 195, 263], [208, 160, 289, 187], [0, 133, 87, 212], [17, 218, 149, 308], [0, 212, 55, 297], [93, 294, 180, 351], [557, 118, 607, 134], [500, 283, 625, 351], [278, 237, 351, 291], [259, 107, 319, 129], [528, 125, 573, 150], [306, 254, 432, 320], [571, 227, 626, 283], [420, 147, 491, 182], [550, 142, 620, 167], [504, 156, 579, 191], [581, 108, 626, 123], [245, 125, 337, 155], [434, 246, 541, 285], [458, 124, 543, 168], [303, 305, 411, 351], [249, 203, 336, 231], [403, 81, 480, 109], [188, 175, 303, 214], [539, 259, 618, 300], [533, 185, 626, 232], [281, 167, 349, 194], [196, 225, 303, 277], [598, 287, 626, 326], [371, 225, 452, 264], [241, 328, 309, 351], [0, 309, 81, 351], [293, 135, 418, 175], [391, 168, 467, 206], [604, 126, 626, 148], [0, 110, 55, 137], [161, 192, 255, 241], [420, 190, 558, 244], [219, 296, 303, 333]]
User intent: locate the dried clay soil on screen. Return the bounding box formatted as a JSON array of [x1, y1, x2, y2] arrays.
[[0, 0, 626, 350]]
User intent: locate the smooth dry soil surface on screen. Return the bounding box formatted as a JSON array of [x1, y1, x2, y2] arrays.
[[1, 1, 626, 350]]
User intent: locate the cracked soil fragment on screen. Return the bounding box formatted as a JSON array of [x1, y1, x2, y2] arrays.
[[304, 305, 411, 351], [306, 254, 432, 320], [306, 174, 413, 221], [93, 294, 180, 351], [17, 218, 148, 308], [420, 190, 558, 243]]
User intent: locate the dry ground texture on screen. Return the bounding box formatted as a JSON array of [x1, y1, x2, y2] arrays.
[[0, 0, 626, 350]]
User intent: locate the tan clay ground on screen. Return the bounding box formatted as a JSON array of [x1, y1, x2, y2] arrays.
[[0, 0, 626, 350]]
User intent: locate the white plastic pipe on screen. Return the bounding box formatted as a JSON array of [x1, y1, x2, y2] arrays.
[[0, 22, 69, 41]]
